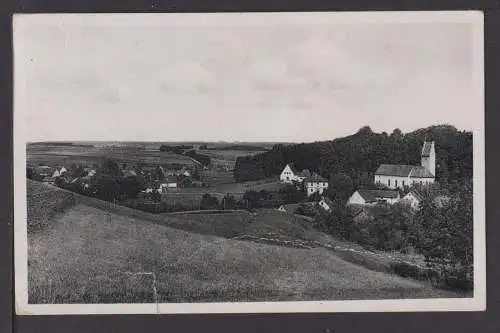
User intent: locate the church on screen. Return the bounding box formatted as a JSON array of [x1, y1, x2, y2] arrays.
[[373, 141, 436, 190]]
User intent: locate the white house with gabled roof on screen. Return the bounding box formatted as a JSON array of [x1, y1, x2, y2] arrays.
[[280, 163, 311, 184]]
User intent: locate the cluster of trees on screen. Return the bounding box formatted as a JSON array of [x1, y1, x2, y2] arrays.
[[199, 144, 268, 152], [184, 150, 211, 167], [320, 180, 473, 288], [159, 144, 193, 154], [234, 125, 473, 191]]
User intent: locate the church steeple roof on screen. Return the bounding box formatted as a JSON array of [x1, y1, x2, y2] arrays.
[[421, 141, 434, 157]]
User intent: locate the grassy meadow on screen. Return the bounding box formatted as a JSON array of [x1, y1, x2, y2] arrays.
[[26, 181, 463, 304]]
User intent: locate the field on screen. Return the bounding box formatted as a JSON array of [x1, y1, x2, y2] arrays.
[[26, 181, 463, 303], [158, 178, 285, 209], [27, 144, 197, 168]]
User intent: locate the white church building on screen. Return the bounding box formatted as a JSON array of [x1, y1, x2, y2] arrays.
[[374, 141, 436, 190]]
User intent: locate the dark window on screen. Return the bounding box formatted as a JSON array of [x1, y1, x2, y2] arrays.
[[395, 180, 398, 187], [388, 179, 391, 186]]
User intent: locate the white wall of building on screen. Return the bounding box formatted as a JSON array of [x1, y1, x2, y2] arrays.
[[306, 182, 328, 196], [374, 175, 434, 189], [402, 192, 421, 209]]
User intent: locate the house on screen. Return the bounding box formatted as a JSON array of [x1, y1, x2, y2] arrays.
[[347, 189, 401, 206], [158, 177, 178, 193], [318, 196, 334, 212], [52, 170, 60, 178], [279, 163, 311, 183], [37, 165, 52, 177], [304, 173, 329, 197], [374, 141, 436, 189], [402, 190, 423, 209], [402, 191, 450, 210], [59, 166, 67, 175], [181, 167, 191, 177]]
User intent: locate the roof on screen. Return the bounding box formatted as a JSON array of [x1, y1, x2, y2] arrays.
[[421, 141, 434, 157], [297, 169, 311, 178], [357, 189, 400, 203], [409, 166, 434, 178], [375, 164, 434, 178], [405, 190, 423, 201], [165, 176, 177, 183], [375, 164, 414, 177], [305, 172, 328, 183]]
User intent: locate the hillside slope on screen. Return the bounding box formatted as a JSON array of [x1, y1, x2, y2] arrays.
[[27, 200, 460, 303]]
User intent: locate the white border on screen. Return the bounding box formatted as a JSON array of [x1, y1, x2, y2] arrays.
[[13, 11, 486, 315]]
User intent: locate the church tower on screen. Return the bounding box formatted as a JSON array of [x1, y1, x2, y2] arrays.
[[421, 141, 436, 176]]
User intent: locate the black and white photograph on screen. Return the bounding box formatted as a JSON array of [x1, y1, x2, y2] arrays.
[[14, 11, 485, 314]]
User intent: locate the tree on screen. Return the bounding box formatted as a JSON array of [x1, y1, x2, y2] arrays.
[[94, 175, 121, 201], [222, 194, 237, 210], [71, 165, 85, 178], [177, 175, 192, 188], [153, 166, 164, 181], [278, 184, 305, 204], [121, 176, 143, 199], [100, 159, 121, 178], [150, 191, 161, 203], [54, 176, 65, 188], [308, 191, 322, 202], [200, 194, 219, 210], [327, 173, 354, 203], [26, 167, 34, 180]]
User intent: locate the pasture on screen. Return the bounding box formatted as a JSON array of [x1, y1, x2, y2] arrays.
[[28, 202, 459, 303]]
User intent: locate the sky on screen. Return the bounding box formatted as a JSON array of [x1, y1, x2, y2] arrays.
[[14, 13, 483, 143]]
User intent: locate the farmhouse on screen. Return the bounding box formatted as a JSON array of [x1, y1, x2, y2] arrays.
[[374, 141, 436, 189], [347, 189, 400, 206], [304, 173, 329, 197], [279, 163, 311, 184]]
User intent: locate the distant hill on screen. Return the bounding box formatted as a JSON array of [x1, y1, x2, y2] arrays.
[[233, 125, 473, 186]]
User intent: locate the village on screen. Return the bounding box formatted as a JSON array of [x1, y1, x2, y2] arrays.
[[26, 140, 448, 221]]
